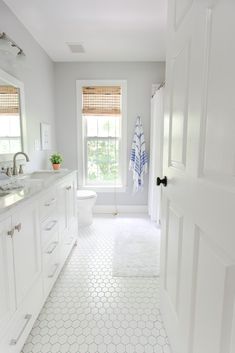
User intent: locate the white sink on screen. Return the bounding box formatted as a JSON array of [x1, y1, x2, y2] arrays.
[[26, 171, 57, 180], [0, 177, 25, 194], [20, 170, 63, 182], [18, 170, 68, 187]]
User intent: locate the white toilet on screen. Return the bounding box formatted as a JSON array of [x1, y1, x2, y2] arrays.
[[77, 190, 97, 226]]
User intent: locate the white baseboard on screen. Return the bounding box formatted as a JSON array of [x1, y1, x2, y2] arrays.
[[94, 205, 148, 214]]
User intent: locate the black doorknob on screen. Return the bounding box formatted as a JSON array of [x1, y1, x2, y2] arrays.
[[156, 176, 167, 187]]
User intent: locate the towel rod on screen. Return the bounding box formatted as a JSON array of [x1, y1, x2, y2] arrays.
[[152, 81, 165, 97], [157, 81, 165, 90]]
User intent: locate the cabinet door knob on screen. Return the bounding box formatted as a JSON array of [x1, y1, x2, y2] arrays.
[[15, 223, 22, 232], [7, 228, 15, 237], [66, 185, 72, 190], [156, 176, 168, 187]]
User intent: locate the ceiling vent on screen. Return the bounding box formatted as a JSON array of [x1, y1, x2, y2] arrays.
[[66, 42, 85, 53]]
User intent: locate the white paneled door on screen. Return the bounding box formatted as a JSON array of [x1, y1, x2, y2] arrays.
[[160, 1, 235, 353]]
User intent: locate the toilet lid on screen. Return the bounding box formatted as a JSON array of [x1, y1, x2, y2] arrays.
[[77, 190, 97, 200]]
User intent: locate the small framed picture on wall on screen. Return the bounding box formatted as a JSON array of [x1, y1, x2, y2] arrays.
[[40, 123, 51, 150]]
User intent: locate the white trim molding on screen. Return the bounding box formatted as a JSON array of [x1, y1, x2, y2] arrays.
[[93, 205, 148, 214]]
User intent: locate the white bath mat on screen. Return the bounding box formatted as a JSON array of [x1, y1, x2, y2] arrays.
[[112, 226, 160, 277]]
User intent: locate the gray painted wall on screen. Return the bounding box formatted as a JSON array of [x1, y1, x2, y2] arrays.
[[0, 1, 165, 206], [54, 62, 165, 205], [0, 0, 56, 170]]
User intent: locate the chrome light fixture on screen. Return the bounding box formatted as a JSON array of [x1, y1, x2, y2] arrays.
[[0, 32, 25, 56]]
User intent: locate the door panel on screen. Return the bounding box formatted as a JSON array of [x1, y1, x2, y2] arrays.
[[161, 1, 235, 353], [57, 181, 67, 235], [12, 202, 41, 306], [66, 176, 77, 231], [57, 175, 77, 238], [193, 230, 235, 353], [165, 202, 183, 314], [200, 4, 235, 179], [0, 217, 15, 333], [169, 42, 190, 169]]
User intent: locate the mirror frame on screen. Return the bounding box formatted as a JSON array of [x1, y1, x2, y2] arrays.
[[0, 68, 27, 162]]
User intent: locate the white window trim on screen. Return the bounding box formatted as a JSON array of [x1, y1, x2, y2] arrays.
[[76, 80, 127, 192]]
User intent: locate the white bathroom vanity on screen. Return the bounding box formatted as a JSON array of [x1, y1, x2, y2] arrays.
[[0, 170, 78, 353]]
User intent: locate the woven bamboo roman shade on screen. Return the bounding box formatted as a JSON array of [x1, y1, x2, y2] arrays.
[[82, 86, 121, 116], [0, 86, 19, 115]]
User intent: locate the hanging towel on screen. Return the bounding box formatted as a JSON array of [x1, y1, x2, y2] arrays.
[[129, 116, 148, 192]]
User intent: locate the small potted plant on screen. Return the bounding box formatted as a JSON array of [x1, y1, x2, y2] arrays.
[[50, 153, 63, 170]]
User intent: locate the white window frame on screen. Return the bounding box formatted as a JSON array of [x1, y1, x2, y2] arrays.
[[0, 68, 27, 162], [76, 80, 127, 192]]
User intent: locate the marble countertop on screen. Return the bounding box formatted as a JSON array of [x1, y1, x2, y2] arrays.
[[0, 169, 75, 215]]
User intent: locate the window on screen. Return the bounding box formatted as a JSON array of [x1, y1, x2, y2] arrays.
[[0, 86, 22, 154], [77, 81, 127, 191]]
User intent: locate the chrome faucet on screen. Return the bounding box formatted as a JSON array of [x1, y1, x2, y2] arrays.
[[12, 152, 30, 176]]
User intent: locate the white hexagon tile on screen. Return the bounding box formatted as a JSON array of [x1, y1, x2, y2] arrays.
[[22, 215, 171, 353]]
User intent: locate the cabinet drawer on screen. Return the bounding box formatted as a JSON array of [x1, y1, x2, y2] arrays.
[[43, 246, 60, 297], [41, 214, 59, 247], [39, 191, 57, 221], [0, 277, 43, 353], [42, 231, 59, 267]]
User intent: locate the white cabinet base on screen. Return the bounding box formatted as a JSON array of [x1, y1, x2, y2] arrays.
[[0, 171, 78, 353]]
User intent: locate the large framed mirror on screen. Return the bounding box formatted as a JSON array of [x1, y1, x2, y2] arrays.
[[0, 68, 27, 162]]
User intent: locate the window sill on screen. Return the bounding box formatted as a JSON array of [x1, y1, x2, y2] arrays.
[[79, 185, 127, 193]]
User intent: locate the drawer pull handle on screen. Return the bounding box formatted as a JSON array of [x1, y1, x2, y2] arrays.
[[48, 263, 59, 278], [9, 314, 32, 346], [46, 241, 58, 254], [66, 185, 72, 191], [7, 228, 15, 237], [45, 220, 57, 231], [45, 198, 56, 207], [15, 223, 22, 232]]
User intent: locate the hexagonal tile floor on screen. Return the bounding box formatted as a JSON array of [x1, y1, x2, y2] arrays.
[[22, 215, 171, 353]]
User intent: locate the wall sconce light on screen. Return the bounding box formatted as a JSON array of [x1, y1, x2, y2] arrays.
[[0, 32, 25, 56]]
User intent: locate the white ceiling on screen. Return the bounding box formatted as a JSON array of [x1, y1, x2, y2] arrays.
[[3, 0, 167, 62]]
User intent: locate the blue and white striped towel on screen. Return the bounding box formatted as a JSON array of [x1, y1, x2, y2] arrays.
[[129, 116, 148, 192]]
